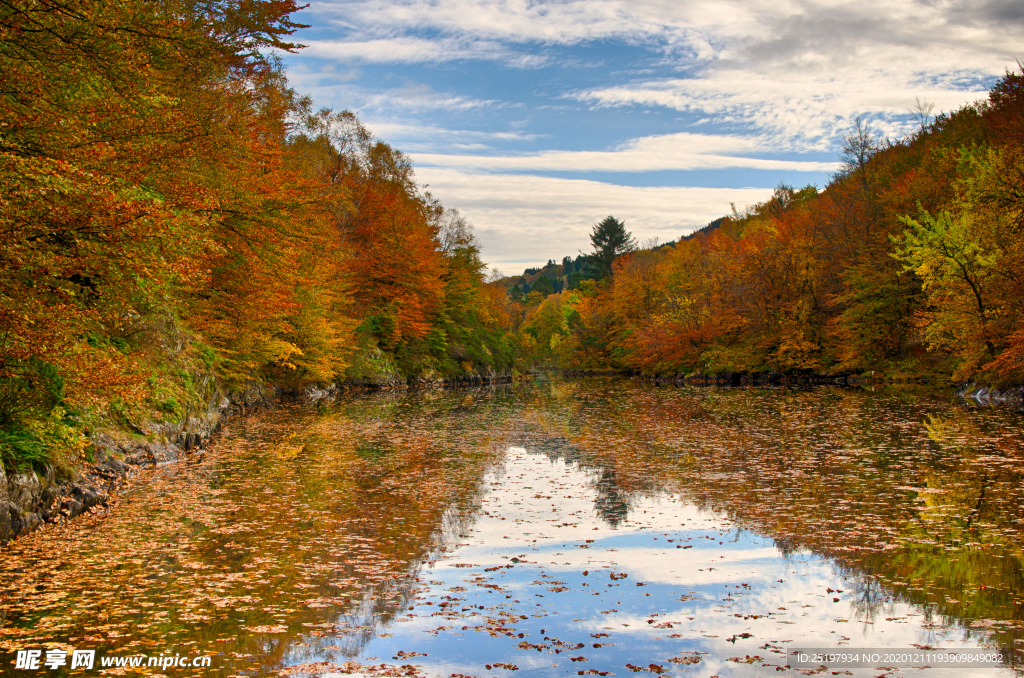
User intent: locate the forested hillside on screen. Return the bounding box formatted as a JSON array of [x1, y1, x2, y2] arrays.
[[0, 0, 512, 472], [508, 71, 1024, 383], [2, 0, 1022, 475]]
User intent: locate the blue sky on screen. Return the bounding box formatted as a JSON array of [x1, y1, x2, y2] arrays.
[[281, 0, 1021, 274]]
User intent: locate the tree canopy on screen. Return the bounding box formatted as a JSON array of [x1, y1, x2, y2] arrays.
[[3, 0, 1024, 474]]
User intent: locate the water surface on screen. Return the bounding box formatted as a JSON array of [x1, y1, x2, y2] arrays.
[[2, 379, 1023, 677]]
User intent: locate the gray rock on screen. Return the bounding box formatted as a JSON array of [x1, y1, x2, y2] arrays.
[[40, 483, 59, 514], [0, 458, 9, 544], [8, 471, 41, 513], [19, 512, 40, 534], [125, 452, 148, 466], [72, 483, 104, 508], [62, 499, 84, 520], [103, 456, 130, 474], [150, 445, 180, 465], [89, 465, 117, 481], [301, 385, 333, 402]]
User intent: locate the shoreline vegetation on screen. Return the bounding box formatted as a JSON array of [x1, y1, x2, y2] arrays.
[[1, 2, 1022, 536]]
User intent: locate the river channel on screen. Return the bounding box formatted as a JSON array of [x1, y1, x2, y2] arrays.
[[2, 378, 1023, 677]]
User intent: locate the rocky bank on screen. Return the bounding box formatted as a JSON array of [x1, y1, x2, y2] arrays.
[[0, 369, 516, 546], [0, 390, 238, 545]]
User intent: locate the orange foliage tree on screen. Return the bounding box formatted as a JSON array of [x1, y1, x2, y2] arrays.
[[540, 70, 1022, 383], [1, 0, 514, 469]]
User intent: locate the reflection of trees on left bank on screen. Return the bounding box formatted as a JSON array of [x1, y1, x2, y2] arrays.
[[0, 388, 520, 675]]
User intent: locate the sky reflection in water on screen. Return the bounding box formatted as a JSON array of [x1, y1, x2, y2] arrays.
[[327, 446, 1012, 677]]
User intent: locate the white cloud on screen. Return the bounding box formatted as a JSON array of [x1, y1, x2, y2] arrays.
[[301, 0, 1017, 144], [307, 0, 669, 47], [284, 74, 504, 114], [288, 0, 1020, 269], [414, 168, 774, 272], [360, 86, 501, 113], [575, 75, 991, 149], [412, 131, 840, 172], [302, 36, 551, 67], [304, 0, 1022, 71], [362, 121, 545, 151]]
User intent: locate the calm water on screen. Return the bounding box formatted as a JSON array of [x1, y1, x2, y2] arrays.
[[2, 378, 1023, 677]]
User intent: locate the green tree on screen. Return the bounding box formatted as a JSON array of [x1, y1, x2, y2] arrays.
[[891, 208, 1001, 376], [531, 275, 555, 297], [588, 216, 637, 279]]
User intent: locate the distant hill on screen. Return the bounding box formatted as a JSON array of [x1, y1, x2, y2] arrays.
[[501, 255, 591, 297], [680, 216, 729, 241], [499, 221, 736, 297]]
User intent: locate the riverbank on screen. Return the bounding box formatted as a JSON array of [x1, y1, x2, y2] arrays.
[[0, 369, 519, 545], [632, 369, 943, 387], [4, 366, 1013, 547], [957, 382, 1024, 408], [0, 391, 234, 544], [559, 367, 1024, 408]]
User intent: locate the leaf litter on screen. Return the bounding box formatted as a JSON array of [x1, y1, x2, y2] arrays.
[[1, 381, 1022, 676]]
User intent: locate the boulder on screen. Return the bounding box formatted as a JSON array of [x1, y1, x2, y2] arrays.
[[0, 459, 9, 543], [72, 483, 105, 509], [19, 512, 40, 534], [62, 499, 85, 520], [103, 456, 130, 475], [7, 471, 41, 513]]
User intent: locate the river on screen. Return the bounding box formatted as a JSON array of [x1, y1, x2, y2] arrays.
[[2, 378, 1023, 677]]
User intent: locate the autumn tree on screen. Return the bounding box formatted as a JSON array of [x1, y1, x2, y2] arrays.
[[0, 0, 310, 467], [531, 276, 555, 297], [546, 74, 1023, 382]]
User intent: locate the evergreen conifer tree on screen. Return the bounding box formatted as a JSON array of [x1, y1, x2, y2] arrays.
[[588, 216, 637, 278]]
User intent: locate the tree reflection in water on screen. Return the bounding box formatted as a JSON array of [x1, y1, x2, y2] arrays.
[[0, 379, 1021, 677]]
